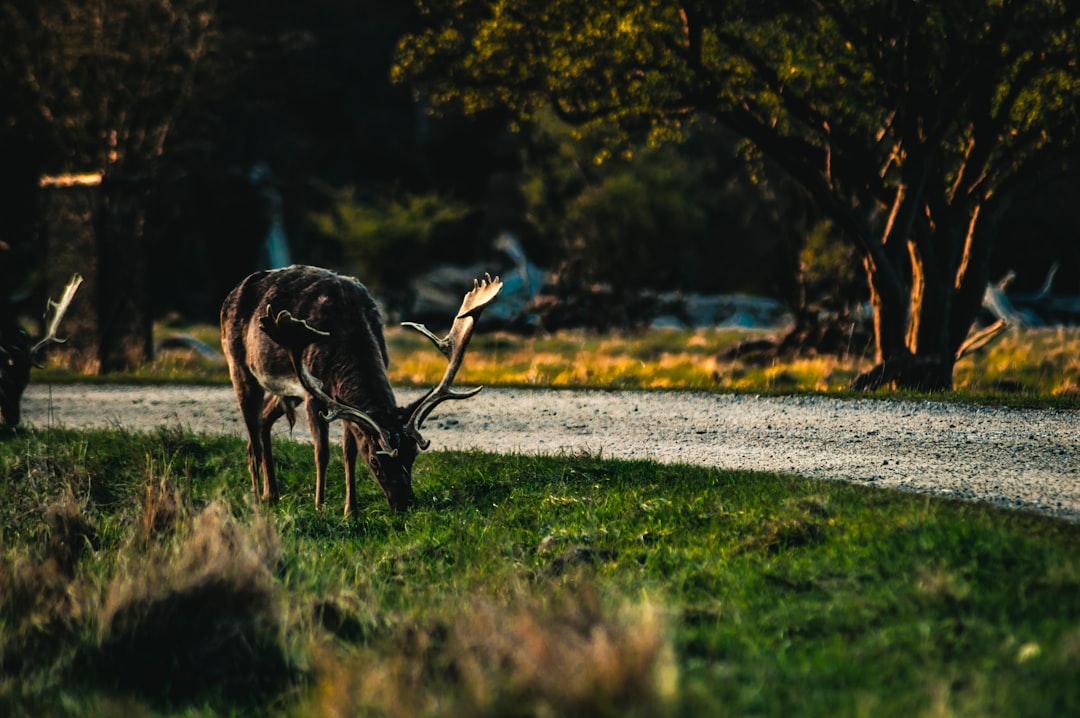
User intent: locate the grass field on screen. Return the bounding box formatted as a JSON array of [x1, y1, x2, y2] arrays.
[[7, 323, 1080, 715], [2, 426, 1079, 716]]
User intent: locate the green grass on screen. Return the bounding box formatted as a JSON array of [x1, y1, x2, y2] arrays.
[[2, 427, 1079, 716], [34, 323, 1080, 409]]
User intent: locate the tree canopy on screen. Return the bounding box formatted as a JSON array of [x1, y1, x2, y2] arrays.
[[0, 0, 219, 176], [395, 0, 1080, 388]]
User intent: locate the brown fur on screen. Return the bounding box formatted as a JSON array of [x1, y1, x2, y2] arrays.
[[221, 265, 420, 514]]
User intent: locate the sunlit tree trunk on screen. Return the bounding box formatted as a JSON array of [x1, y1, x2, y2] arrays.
[[854, 199, 1001, 391]]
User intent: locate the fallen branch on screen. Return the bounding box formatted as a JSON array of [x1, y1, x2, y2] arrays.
[[955, 319, 1009, 360]]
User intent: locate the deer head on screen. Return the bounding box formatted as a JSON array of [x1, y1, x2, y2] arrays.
[[0, 274, 83, 425]]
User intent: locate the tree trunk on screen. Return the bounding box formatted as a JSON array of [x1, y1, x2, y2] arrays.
[[852, 212, 994, 392], [96, 180, 153, 373]]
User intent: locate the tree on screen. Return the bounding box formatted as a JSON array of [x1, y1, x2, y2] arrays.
[[394, 0, 1080, 389], [518, 111, 809, 302], [0, 0, 219, 371]]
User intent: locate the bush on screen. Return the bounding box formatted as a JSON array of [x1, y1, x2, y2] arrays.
[[308, 187, 471, 293]]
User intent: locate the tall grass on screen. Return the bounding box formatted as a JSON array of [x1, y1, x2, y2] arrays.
[[409, 325, 1080, 400], [2, 427, 1079, 716]]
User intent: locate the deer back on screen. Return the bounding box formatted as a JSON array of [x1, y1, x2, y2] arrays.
[[220, 265, 397, 417]]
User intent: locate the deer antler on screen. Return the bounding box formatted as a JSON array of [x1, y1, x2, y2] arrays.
[[30, 273, 83, 366], [403, 273, 502, 448], [259, 306, 398, 456]]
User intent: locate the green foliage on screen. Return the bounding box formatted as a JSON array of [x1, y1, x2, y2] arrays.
[[395, 0, 689, 133], [799, 218, 865, 313], [308, 187, 471, 292], [800, 220, 856, 289], [397, 1, 1079, 161], [2, 427, 1080, 715], [562, 145, 706, 293], [515, 108, 809, 296]]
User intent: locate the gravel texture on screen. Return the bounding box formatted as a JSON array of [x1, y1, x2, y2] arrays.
[[22, 384, 1080, 522]]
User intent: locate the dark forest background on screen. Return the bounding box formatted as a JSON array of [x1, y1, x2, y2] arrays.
[[1, 0, 1077, 373]]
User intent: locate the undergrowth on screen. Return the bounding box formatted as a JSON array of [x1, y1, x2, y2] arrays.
[[1, 427, 1079, 716]]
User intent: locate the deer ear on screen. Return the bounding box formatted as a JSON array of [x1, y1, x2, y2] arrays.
[[260, 305, 330, 350]]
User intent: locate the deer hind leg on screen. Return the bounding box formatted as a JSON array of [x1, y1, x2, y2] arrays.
[[306, 398, 330, 509], [343, 429, 359, 518], [259, 397, 286, 502]]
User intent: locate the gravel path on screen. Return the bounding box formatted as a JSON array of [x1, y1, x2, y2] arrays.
[[22, 384, 1080, 522]]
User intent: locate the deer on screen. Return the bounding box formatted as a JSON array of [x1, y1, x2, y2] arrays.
[[0, 274, 84, 426], [220, 264, 502, 514]]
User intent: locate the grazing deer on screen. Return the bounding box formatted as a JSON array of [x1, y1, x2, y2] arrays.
[[220, 265, 501, 514], [0, 274, 83, 425]]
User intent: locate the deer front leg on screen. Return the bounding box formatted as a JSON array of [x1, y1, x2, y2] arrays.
[[343, 430, 359, 518], [235, 380, 271, 502], [306, 398, 330, 509], [259, 398, 285, 502]]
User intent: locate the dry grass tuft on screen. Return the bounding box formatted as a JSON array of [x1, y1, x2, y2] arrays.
[[915, 564, 972, 608], [138, 475, 184, 546], [96, 500, 290, 704], [0, 490, 94, 677], [43, 488, 96, 577], [314, 582, 676, 718], [737, 497, 837, 555]]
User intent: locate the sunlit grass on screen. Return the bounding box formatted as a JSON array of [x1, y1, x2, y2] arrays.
[[31, 322, 1080, 406], [953, 325, 1080, 398], [388, 324, 1080, 405], [387, 326, 842, 390]]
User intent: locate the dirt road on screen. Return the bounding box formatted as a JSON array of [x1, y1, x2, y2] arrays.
[[21, 384, 1080, 522]]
